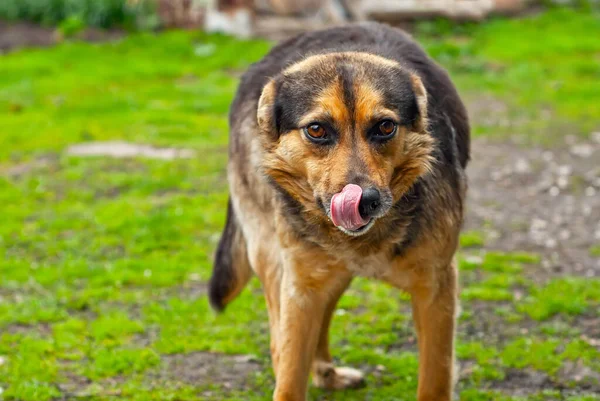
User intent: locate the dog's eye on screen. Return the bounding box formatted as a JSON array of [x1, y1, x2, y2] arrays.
[[304, 124, 327, 140], [377, 120, 397, 137]]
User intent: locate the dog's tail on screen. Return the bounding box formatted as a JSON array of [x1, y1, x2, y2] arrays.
[[209, 199, 252, 312]]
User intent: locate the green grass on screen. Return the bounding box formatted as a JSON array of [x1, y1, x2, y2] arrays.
[[460, 230, 485, 248], [518, 277, 600, 320], [1, 7, 599, 401], [502, 337, 600, 377], [417, 8, 600, 142]]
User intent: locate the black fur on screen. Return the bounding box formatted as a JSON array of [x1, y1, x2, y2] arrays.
[[337, 63, 356, 126], [209, 199, 240, 311], [267, 177, 320, 243], [391, 180, 426, 257]]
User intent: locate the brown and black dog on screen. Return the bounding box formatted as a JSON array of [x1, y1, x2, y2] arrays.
[[209, 22, 470, 401]]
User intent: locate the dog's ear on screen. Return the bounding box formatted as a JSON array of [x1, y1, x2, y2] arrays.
[[257, 79, 278, 140], [410, 74, 429, 134]]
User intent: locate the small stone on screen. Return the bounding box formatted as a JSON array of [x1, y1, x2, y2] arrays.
[[557, 165, 572, 176], [585, 187, 596, 197], [549, 186, 560, 197], [488, 230, 500, 240], [67, 141, 195, 160], [465, 255, 483, 265], [189, 273, 201, 281], [557, 176, 569, 189], [514, 158, 531, 174], [536, 178, 554, 193], [559, 230, 571, 240], [376, 364, 386, 372], [570, 143, 594, 158], [234, 354, 259, 363], [542, 151, 554, 161], [491, 171, 503, 181], [582, 335, 600, 347], [194, 43, 216, 57], [143, 269, 152, 278], [591, 132, 600, 144], [545, 238, 557, 248], [0, 356, 5, 366], [531, 218, 548, 231]]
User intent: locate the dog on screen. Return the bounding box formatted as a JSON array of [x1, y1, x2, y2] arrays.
[[209, 21, 470, 401]]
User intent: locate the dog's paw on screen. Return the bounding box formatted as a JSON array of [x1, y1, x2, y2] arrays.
[[313, 364, 365, 390]]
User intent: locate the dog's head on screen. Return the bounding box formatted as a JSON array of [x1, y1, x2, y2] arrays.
[[257, 52, 434, 237]]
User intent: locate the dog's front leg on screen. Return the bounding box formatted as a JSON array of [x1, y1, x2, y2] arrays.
[[273, 257, 343, 401], [410, 262, 458, 401]]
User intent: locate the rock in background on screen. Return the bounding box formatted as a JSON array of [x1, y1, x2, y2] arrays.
[[202, 0, 528, 39]]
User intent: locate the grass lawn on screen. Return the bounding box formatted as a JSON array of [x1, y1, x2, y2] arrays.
[[1, 8, 600, 401]]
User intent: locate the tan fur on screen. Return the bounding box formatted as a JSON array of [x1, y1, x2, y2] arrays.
[[228, 51, 464, 401], [283, 52, 400, 75], [316, 81, 351, 124]]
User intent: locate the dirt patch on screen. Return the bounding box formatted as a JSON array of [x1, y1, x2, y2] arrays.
[[71, 27, 124, 43], [458, 301, 521, 344], [490, 364, 600, 397], [493, 368, 554, 395], [0, 21, 55, 52], [466, 94, 512, 131], [1, 154, 60, 179], [0, 20, 125, 53], [465, 133, 600, 277], [57, 367, 93, 396], [557, 361, 600, 390], [67, 141, 196, 160], [158, 352, 262, 391], [4, 322, 53, 336]]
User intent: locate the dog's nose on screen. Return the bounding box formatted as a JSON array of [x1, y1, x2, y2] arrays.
[[358, 187, 381, 219]]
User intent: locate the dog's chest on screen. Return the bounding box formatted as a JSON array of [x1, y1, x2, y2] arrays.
[[343, 252, 393, 280]]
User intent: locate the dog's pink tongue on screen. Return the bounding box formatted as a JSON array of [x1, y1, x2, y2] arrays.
[[330, 184, 369, 231]]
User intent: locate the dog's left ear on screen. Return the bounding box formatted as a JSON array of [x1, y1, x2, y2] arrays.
[[257, 79, 278, 141], [410, 74, 429, 134]]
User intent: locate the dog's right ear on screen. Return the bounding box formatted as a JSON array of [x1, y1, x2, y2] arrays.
[[257, 79, 278, 141]]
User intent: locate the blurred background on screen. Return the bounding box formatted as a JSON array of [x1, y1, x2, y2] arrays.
[[1, 1, 599, 400]]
